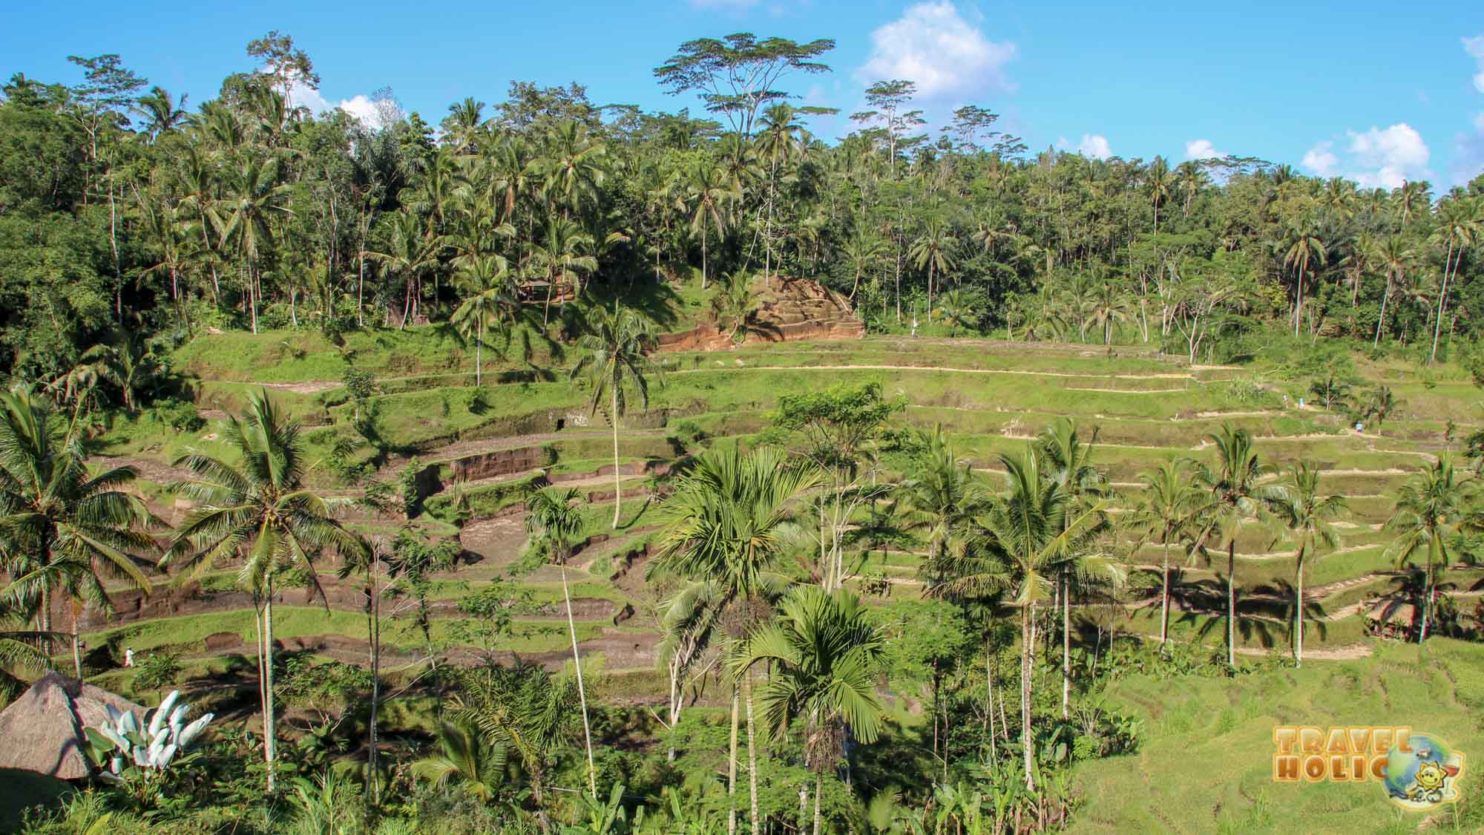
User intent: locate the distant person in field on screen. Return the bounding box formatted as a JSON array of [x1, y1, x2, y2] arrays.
[[124, 647, 134, 668]]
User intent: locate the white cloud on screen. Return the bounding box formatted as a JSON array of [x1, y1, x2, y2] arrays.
[[1301, 124, 1430, 189], [286, 80, 395, 130], [1466, 35, 1484, 94], [1301, 141, 1339, 177], [856, 1, 1017, 99], [1056, 133, 1111, 160], [1184, 138, 1225, 160]]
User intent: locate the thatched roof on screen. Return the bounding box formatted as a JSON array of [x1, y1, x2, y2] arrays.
[[1366, 600, 1418, 625], [0, 672, 142, 780]]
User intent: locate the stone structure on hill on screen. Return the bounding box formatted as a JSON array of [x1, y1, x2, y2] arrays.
[[657, 276, 863, 351]]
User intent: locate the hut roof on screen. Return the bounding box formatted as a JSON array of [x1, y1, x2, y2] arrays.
[[0, 672, 142, 780], [1365, 600, 1418, 625]]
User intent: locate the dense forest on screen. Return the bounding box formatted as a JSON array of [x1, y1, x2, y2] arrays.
[[4, 30, 1482, 387], [3, 28, 1484, 835]]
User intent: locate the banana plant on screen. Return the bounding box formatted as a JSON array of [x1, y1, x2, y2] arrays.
[[86, 689, 213, 781]]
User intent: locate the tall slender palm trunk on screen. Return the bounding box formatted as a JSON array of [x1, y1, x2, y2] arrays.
[[610, 386, 622, 529], [1293, 547, 1305, 667], [745, 675, 760, 835], [1061, 574, 1071, 719], [1020, 604, 1036, 791], [263, 576, 278, 791], [1160, 539, 1172, 647], [727, 687, 740, 835], [1430, 242, 1457, 364], [1226, 541, 1237, 669], [564, 567, 598, 799]]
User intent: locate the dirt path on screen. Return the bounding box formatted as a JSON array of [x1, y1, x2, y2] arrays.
[[670, 363, 1200, 382]]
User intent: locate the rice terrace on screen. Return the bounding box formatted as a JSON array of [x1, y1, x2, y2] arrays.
[[1, 7, 1484, 834]]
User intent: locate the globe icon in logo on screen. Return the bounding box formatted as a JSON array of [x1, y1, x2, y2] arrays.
[[1383, 733, 1464, 810]]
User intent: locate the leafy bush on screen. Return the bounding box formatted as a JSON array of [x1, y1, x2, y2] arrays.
[[132, 651, 183, 691], [150, 399, 203, 432]]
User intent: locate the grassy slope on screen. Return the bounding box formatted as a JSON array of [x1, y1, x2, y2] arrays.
[[1070, 640, 1484, 834]]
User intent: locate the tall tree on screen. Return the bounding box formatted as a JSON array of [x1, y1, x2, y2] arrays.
[[1275, 462, 1344, 666], [0, 387, 155, 679], [1385, 459, 1473, 642], [570, 304, 656, 529], [162, 390, 362, 791]]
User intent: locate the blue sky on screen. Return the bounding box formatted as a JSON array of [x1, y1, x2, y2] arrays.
[[4, 0, 1483, 186]]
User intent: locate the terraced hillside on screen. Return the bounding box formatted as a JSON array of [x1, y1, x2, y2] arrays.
[[79, 330, 1483, 710]]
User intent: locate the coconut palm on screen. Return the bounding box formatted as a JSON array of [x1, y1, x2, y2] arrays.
[[1371, 236, 1413, 347], [529, 214, 598, 324], [1274, 462, 1344, 666], [929, 450, 1110, 790], [1126, 460, 1203, 648], [656, 579, 724, 763], [1385, 459, 1474, 642], [162, 390, 362, 790], [843, 231, 888, 302], [685, 158, 734, 289], [903, 426, 983, 568], [367, 210, 440, 330], [1428, 197, 1480, 363], [651, 445, 817, 835], [1193, 425, 1286, 669], [411, 720, 507, 802], [936, 288, 978, 337], [449, 254, 517, 386], [909, 215, 957, 320], [570, 304, 656, 529], [1036, 418, 1111, 718], [1283, 227, 1327, 337], [212, 156, 291, 334], [0, 387, 155, 680], [737, 586, 885, 835], [524, 485, 596, 797]]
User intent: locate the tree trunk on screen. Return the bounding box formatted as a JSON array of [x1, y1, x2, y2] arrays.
[[610, 385, 622, 529], [727, 686, 739, 835], [1227, 540, 1237, 669], [1430, 242, 1456, 365], [745, 674, 760, 835], [368, 567, 382, 805], [1020, 603, 1036, 791], [812, 771, 823, 835], [563, 567, 598, 799], [1373, 277, 1391, 347], [1293, 265, 1303, 338], [985, 646, 998, 761], [70, 604, 83, 680], [1294, 548, 1305, 667], [263, 576, 278, 792], [1061, 573, 1071, 720], [1159, 539, 1173, 647], [474, 321, 483, 387]]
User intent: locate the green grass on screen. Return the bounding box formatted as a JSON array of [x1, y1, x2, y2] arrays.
[[1070, 639, 1484, 834]]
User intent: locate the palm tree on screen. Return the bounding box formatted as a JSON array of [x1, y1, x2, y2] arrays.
[[367, 211, 440, 330], [1428, 197, 1480, 363], [529, 214, 598, 324], [162, 390, 362, 791], [936, 288, 978, 337], [1385, 459, 1473, 642], [571, 304, 656, 529], [1194, 425, 1286, 669], [524, 486, 596, 799], [1275, 462, 1344, 666], [212, 156, 291, 334], [411, 721, 507, 803], [685, 158, 734, 289], [903, 426, 982, 567], [1126, 460, 1202, 648], [735, 586, 885, 835], [651, 445, 817, 835], [909, 215, 957, 320], [536, 119, 607, 219], [1372, 236, 1413, 347], [1283, 227, 1327, 337], [0, 388, 155, 679], [1083, 280, 1133, 347], [843, 231, 887, 302], [449, 254, 516, 386], [930, 450, 1108, 790], [1036, 418, 1110, 719]]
